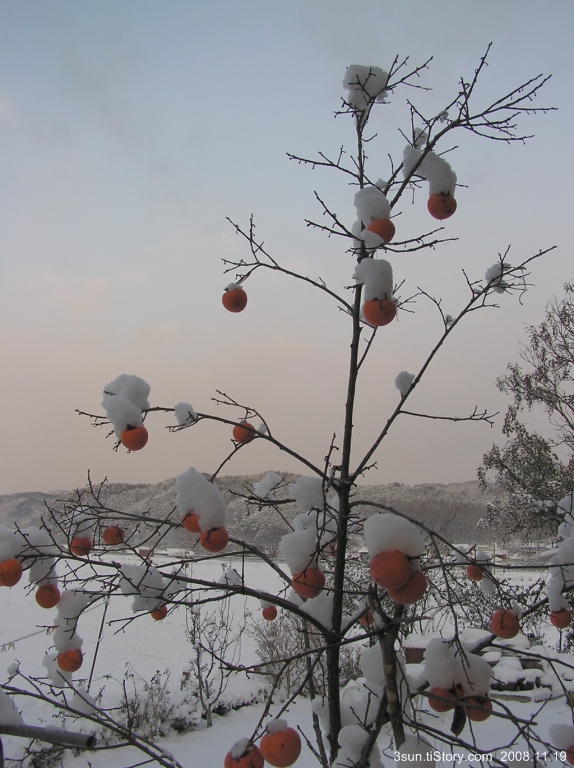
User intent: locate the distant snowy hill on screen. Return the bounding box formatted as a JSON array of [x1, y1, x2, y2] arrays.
[[0, 473, 496, 551]]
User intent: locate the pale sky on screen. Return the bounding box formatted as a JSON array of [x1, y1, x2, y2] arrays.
[[1, 1, 573, 494]]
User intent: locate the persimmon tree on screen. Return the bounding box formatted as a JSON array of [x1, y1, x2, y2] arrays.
[[4, 46, 574, 768]]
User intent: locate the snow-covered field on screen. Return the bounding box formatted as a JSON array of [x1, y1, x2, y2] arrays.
[[0, 555, 572, 767]]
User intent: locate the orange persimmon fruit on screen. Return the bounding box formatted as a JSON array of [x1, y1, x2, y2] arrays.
[[57, 649, 83, 672], [369, 549, 411, 591], [428, 686, 456, 713], [102, 525, 124, 545], [550, 608, 572, 629], [367, 218, 395, 244], [387, 569, 428, 605], [200, 527, 229, 553], [292, 566, 325, 600], [466, 564, 484, 582], [359, 610, 374, 628], [427, 193, 457, 220], [260, 726, 302, 768], [262, 605, 278, 621], [120, 425, 148, 451], [151, 605, 168, 621], [183, 512, 201, 533], [490, 608, 520, 639], [222, 287, 248, 313], [566, 746, 574, 767], [362, 298, 397, 327], [233, 421, 256, 444], [464, 695, 492, 722], [224, 745, 265, 768], [0, 558, 23, 587], [35, 583, 61, 609], [70, 537, 92, 556]]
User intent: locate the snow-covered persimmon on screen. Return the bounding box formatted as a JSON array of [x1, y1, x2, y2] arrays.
[[260, 724, 302, 768], [369, 549, 411, 591], [491, 608, 520, 639], [35, 583, 60, 609], [200, 526, 229, 553], [463, 695, 492, 722], [550, 608, 572, 629], [466, 564, 484, 581], [224, 744, 264, 768], [428, 686, 456, 713], [0, 558, 22, 587], [57, 649, 83, 673], [362, 298, 396, 327], [70, 537, 92, 556], [150, 605, 168, 621], [233, 421, 256, 444], [182, 512, 201, 533], [366, 218, 395, 244], [387, 569, 427, 605], [102, 525, 124, 545], [291, 566, 325, 600], [222, 286, 248, 313], [427, 193, 457, 220], [262, 605, 278, 621], [120, 425, 148, 451]]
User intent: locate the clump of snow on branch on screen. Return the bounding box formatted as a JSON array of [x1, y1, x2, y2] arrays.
[[0, 524, 20, 564], [424, 639, 459, 690], [354, 185, 391, 225], [353, 258, 393, 301], [301, 590, 333, 629], [175, 467, 227, 530], [360, 643, 386, 697], [103, 374, 150, 411], [71, 686, 98, 716], [363, 513, 425, 558], [485, 262, 511, 293], [425, 636, 492, 697], [253, 471, 282, 500], [102, 374, 150, 437], [353, 185, 393, 247], [43, 590, 92, 685], [218, 568, 243, 588], [0, 689, 23, 726], [402, 132, 457, 196], [279, 525, 320, 574], [343, 65, 388, 112], [120, 564, 167, 613], [290, 477, 324, 513], [395, 371, 414, 396], [174, 402, 197, 426], [17, 526, 59, 585], [286, 479, 340, 550], [422, 152, 457, 196], [52, 590, 92, 653], [70, 508, 94, 542], [230, 738, 251, 760], [335, 724, 384, 768]]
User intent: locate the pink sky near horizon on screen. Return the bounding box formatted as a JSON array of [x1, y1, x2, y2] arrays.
[[1, 1, 573, 495]]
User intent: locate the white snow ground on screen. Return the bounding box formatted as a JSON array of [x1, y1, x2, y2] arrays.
[[0, 555, 572, 767]]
